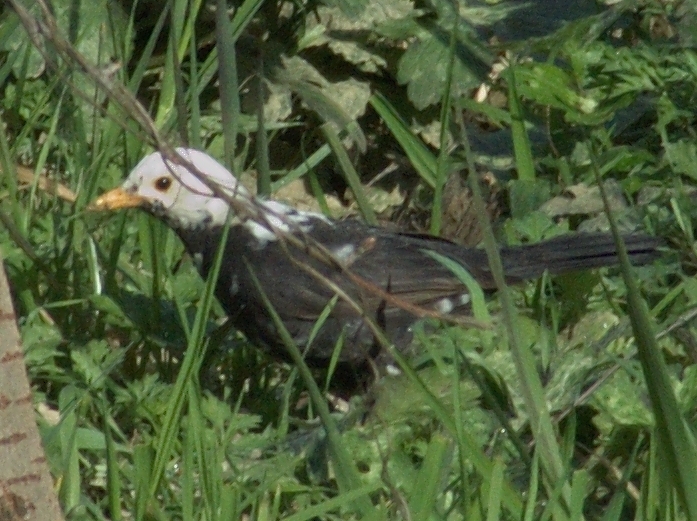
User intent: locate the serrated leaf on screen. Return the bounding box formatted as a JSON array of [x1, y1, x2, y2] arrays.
[[90, 294, 133, 328], [320, 0, 369, 19], [305, 0, 414, 73], [508, 179, 551, 218], [396, 21, 490, 110], [274, 56, 370, 151], [2, 0, 129, 79], [397, 27, 482, 110], [71, 340, 111, 387], [540, 182, 629, 218], [21, 320, 65, 368], [515, 63, 597, 114], [593, 369, 653, 427], [663, 139, 697, 180], [503, 211, 563, 244]]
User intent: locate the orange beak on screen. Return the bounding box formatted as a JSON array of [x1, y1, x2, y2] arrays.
[[88, 187, 146, 211]]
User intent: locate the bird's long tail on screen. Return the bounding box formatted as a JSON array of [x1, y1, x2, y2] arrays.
[[498, 232, 661, 282]]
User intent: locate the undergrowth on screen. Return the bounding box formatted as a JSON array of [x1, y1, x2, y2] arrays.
[[2, 0, 697, 519]]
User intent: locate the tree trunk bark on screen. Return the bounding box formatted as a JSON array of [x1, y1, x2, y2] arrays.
[[0, 254, 64, 521]]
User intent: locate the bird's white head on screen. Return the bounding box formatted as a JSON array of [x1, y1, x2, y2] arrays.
[[91, 148, 248, 229]]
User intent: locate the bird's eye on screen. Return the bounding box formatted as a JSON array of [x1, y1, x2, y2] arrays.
[[154, 176, 172, 192]]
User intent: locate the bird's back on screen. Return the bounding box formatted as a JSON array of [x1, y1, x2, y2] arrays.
[[176, 217, 660, 367]]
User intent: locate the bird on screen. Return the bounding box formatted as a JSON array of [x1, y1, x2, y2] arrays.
[[90, 148, 660, 373]]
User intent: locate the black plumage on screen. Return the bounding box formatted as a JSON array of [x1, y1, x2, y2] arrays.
[[91, 148, 660, 369]]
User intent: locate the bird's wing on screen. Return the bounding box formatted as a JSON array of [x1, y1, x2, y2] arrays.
[[301, 220, 489, 311], [217, 219, 479, 323]]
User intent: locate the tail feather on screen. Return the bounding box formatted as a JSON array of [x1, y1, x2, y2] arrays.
[[499, 233, 660, 282]]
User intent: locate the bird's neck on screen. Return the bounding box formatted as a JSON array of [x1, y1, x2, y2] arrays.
[[167, 198, 332, 255], [175, 224, 224, 261]]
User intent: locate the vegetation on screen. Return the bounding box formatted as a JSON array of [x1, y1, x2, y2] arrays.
[[1, 0, 697, 519]]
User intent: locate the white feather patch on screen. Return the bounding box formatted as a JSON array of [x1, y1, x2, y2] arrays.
[[332, 244, 356, 262], [243, 201, 331, 245], [435, 298, 455, 314]]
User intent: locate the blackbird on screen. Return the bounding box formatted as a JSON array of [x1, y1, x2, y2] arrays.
[[91, 148, 659, 368]]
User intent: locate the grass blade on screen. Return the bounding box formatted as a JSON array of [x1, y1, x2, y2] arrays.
[[148, 216, 231, 500], [321, 124, 377, 225], [596, 165, 697, 518], [370, 92, 436, 188], [244, 260, 376, 517], [506, 64, 535, 181]]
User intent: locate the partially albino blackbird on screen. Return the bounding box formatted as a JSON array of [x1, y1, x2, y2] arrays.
[[91, 148, 660, 368]]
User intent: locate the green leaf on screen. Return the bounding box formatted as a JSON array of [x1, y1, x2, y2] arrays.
[[396, 21, 489, 110], [508, 179, 551, 218]]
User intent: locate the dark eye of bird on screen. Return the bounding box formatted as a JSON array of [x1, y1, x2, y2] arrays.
[[154, 177, 172, 191]]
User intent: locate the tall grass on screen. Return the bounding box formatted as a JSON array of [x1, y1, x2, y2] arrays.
[[2, 0, 696, 520]]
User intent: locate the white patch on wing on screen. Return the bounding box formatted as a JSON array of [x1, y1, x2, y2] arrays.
[[261, 200, 330, 228], [332, 244, 355, 262], [243, 200, 331, 245], [244, 221, 276, 249], [435, 297, 455, 314], [458, 293, 471, 306], [385, 364, 401, 376], [230, 275, 240, 295]]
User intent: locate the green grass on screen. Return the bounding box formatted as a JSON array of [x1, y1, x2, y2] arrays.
[[3, 0, 697, 519]]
